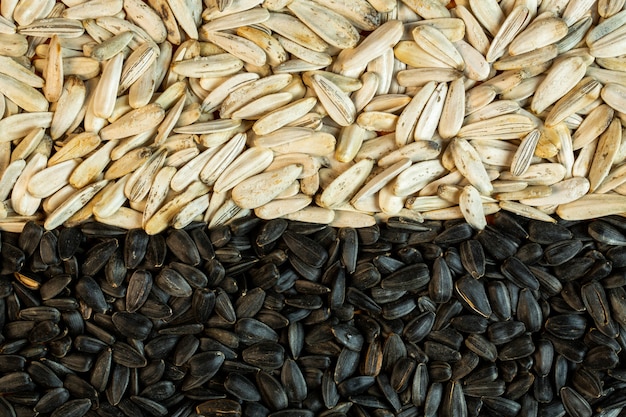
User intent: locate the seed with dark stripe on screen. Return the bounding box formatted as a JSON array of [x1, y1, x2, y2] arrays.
[[50, 398, 91, 417], [34, 387, 70, 414]]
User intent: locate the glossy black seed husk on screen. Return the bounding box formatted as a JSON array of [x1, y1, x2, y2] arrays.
[[1, 215, 626, 417]]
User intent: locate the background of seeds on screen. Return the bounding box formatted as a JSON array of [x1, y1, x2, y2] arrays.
[[2, 0, 626, 232], [3, 0, 626, 417], [3, 214, 626, 417]]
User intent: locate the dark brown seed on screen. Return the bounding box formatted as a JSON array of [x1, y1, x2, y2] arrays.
[[50, 398, 91, 417], [588, 220, 626, 245], [112, 311, 153, 340], [560, 387, 592, 417], [382, 296, 417, 321], [571, 367, 602, 399], [498, 335, 535, 361], [57, 227, 83, 261], [166, 229, 201, 265], [256, 218, 288, 248], [581, 280, 618, 337], [542, 239, 583, 265], [140, 380, 176, 401], [82, 238, 119, 276], [125, 270, 152, 313], [517, 288, 542, 333], [28, 360, 62, 389], [434, 223, 473, 245], [63, 373, 98, 410], [156, 267, 192, 298], [281, 358, 307, 403], [429, 256, 453, 303], [339, 227, 358, 274], [455, 275, 491, 318], [331, 323, 364, 351], [460, 240, 485, 279], [192, 288, 215, 323], [493, 211, 528, 241], [124, 228, 149, 269], [337, 375, 375, 396], [544, 335, 586, 363], [409, 362, 428, 406], [381, 262, 430, 291], [430, 363, 452, 384], [40, 231, 60, 265], [515, 242, 543, 264], [18, 221, 44, 258], [256, 371, 288, 411], [544, 314, 587, 339], [75, 275, 108, 313], [486, 281, 511, 321], [528, 221, 572, 244], [242, 341, 284, 370], [0, 372, 32, 393], [282, 230, 328, 268], [173, 334, 199, 366], [553, 256, 594, 281], [482, 396, 521, 417], [390, 357, 415, 392], [424, 382, 443, 417], [424, 341, 461, 362], [90, 348, 112, 392], [606, 245, 626, 267], [377, 373, 401, 411], [224, 372, 260, 402], [170, 261, 208, 289], [144, 233, 167, 268], [196, 398, 241, 416], [486, 321, 526, 345], [351, 262, 381, 289], [583, 345, 619, 370], [528, 266, 562, 297], [403, 311, 435, 343], [131, 395, 168, 416], [19, 306, 61, 322], [346, 287, 381, 314], [505, 372, 534, 400], [475, 226, 519, 260], [183, 351, 225, 391], [450, 314, 488, 334], [501, 256, 539, 290], [322, 368, 339, 408], [33, 387, 69, 414], [39, 274, 72, 301], [214, 288, 236, 324], [334, 346, 359, 384], [1, 243, 25, 273], [112, 342, 147, 368], [441, 381, 467, 417], [235, 317, 278, 344], [464, 333, 497, 362]]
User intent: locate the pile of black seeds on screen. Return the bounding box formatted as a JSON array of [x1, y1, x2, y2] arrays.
[[1, 214, 626, 417]]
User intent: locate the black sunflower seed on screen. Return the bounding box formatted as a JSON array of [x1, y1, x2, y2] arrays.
[[528, 221, 572, 244], [50, 398, 91, 417], [166, 229, 201, 266], [501, 256, 539, 290], [455, 275, 491, 318], [124, 228, 149, 269], [224, 372, 260, 402], [282, 230, 328, 268]]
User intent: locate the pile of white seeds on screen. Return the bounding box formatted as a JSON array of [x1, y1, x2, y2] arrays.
[[0, 0, 626, 233]]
